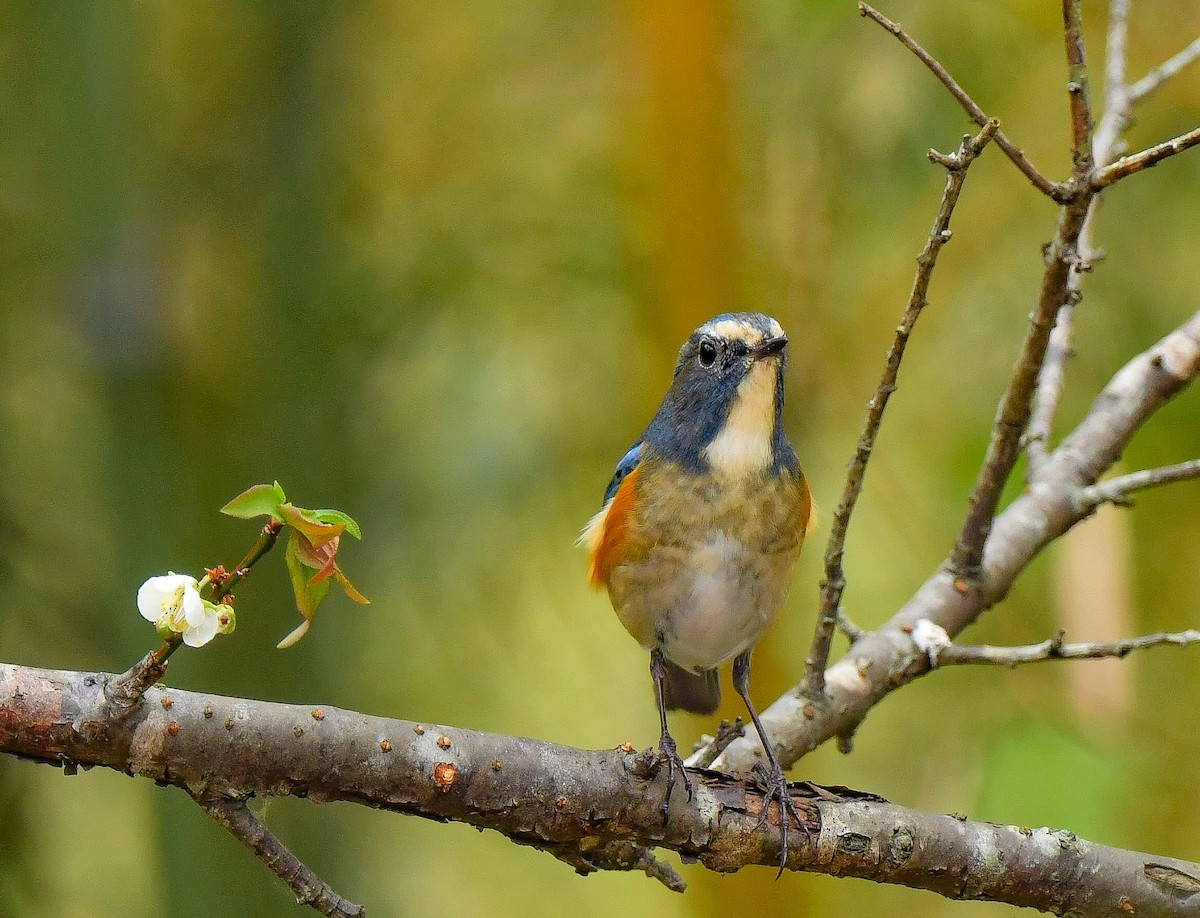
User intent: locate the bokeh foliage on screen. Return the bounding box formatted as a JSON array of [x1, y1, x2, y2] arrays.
[[1, 1, 1198, 915]]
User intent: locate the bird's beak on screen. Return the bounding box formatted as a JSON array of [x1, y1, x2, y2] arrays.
[[752, 335, 788, 359]]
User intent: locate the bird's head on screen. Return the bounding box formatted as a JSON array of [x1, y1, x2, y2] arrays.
[[645, 313, 794, 477]]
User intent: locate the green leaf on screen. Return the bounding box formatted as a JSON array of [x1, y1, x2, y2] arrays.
[[309, 508, 362, 540], [280, 533, 331, 648], [221, 482, 287, 521], [278, 503, 345, 547]]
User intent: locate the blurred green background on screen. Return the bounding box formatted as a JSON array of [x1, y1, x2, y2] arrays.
[[2, 1, 1199, 915]]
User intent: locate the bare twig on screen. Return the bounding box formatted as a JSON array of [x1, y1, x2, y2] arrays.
[[801, 122, 998, 698], [1091, 0, 1133, 166], [1024, 290, 1080, 476], [1094, 125, 1200, 187], [1027, 1, 1132, 476], [951, 191, 1092, 576], [934, 629, 1200, 667], [1062, 0, 1096, 177], [858, 3, 1066, 202], [689, 717, 746, 769], [836, 609, 866, 643], [1017, 5, 1099, 487], [924, 0, 1108, 577], [194, 795, 365, 918], [1078, 459, 1200, 509], [1128, 36, 1200, 104], [211, 517, 284, 603], [1027, 7, 1200, 478]]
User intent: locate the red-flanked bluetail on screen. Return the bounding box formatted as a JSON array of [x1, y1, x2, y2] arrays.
[[581, 312, 815, 872]]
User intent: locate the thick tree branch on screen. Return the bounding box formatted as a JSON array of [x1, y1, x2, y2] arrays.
[[858, 3, 1065, 202], [803, 121, 997, 699], [701, 310, 1200, 773], [4, 663, 1200, 916]]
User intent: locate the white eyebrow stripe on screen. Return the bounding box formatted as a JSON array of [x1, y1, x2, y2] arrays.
[[704, 318, 764, 346]]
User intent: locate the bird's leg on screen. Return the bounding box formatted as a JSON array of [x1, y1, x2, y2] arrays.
[[650, 648, 693, 817], [732, 650, 805, 876]]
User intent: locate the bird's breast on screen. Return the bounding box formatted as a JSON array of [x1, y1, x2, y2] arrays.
[[607, 459, 810, 670]]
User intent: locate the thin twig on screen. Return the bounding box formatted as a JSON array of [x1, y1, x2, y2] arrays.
[[801, 121, 998, 698], [689, 717, 746, 769], [1078, 459, 1200, 509], [1093, 125, 1200, 187], [1027, 0, 1132, 476], [194, 794, 365, 918], [836, 609, 866, 643], [951, 1, 1106, 572], [951, 190, 1093, 577], [1090, 0, 1132, 166], [934, 629, 1200, 667], [1063, 0, 1096, 178], [1128, 36, 1200, 104], [858, 3, 1066, 202], [633, 848, 686, 892], [1023, 291, 1079, 476], [211, 517, 284, 604]]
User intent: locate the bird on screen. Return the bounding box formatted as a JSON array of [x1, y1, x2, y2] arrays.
[[581, 311, 813, 870]]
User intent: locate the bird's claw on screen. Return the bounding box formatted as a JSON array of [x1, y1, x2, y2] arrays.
[[754, 763, 808, 878], [657, 732, 693, 819]]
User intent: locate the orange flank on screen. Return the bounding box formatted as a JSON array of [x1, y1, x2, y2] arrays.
[[587, 467, 640, 588]]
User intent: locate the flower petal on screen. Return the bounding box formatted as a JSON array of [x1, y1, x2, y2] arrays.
[[183, 608, 220, 647], [137, 574, 197, 622], [182, 586, 206, 627]]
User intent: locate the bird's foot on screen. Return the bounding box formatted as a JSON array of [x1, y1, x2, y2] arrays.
[[753, 761, 808, 878], [657, 731, 693, 819]]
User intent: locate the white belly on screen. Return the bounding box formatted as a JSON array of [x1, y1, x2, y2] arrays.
[[610, 531, 795, 672]]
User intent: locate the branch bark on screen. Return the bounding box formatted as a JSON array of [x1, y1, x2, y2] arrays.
[[4, 662, 1200, 916], [933, 629, 1200, 667]]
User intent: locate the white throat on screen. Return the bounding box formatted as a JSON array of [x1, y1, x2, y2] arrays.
[[702, 359, 778, 476]]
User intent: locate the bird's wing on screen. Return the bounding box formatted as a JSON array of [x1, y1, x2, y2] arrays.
[[579, 441, 643, 588], [603, 442, 643, 504]]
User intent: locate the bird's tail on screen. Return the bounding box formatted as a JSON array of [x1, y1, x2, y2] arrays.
[[662, 661, 721, 715]]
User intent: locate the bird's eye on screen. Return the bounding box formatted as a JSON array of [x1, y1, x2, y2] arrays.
[[698, 338, 718, 368]]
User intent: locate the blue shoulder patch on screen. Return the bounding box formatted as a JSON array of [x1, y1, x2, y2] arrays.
[[603, 441, 643, 505]]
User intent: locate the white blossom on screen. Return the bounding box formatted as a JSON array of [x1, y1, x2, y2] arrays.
[[136, 573, 220, 648]]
